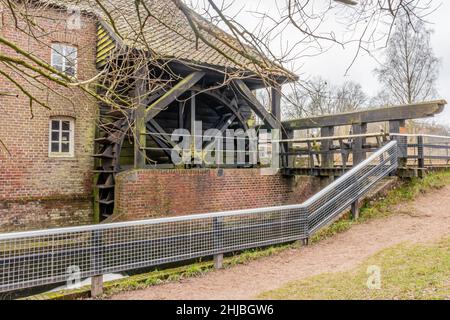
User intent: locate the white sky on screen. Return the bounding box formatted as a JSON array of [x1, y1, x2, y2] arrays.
[[215, 0, 450, 126]]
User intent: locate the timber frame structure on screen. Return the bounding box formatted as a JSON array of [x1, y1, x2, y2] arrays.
[[91, 2, 296, 220]]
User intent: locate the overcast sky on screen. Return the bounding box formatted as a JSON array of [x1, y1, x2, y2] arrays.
[[216, 0, 450, 126]]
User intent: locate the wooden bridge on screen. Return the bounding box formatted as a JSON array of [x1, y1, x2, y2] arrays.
[[268, 100, 449, 178]]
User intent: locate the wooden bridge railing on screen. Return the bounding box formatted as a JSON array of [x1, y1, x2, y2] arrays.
[[277, 133, 450, 177], [266, 100, 447, 176]]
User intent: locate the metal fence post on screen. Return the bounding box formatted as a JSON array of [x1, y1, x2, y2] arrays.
[[91, 229, 104, 297], [213, 217, 224, 269]]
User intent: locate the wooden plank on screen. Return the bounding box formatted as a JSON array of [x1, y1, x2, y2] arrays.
[[277, 100, 446, 130], [232, 79, 280, 129], [280, 132, 386, 143], [146, 72, 205, 121]]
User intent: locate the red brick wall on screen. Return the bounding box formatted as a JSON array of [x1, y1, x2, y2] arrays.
[[0, 5, 98, 230], [115, 169, 321, 221]]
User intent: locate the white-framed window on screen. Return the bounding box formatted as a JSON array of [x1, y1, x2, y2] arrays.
[[51, 43, 77, 77], [49, 118, 75, 157]]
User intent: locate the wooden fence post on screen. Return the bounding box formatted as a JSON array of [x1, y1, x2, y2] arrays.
[[213, 217, 224, 269], [91, 275, 104, 298], [417, 135, 425, 178], [90, 230, 104, 297], [389, 120, 407, 167], [351, 199, 360, 220], [352, 123, 367, 165], [320, 126, 335, 184]]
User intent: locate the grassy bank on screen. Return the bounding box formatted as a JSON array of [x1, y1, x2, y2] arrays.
[[311, 170, 450, 243], [259, 237, 450, 300]]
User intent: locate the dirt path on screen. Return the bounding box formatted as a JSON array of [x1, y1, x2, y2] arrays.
[[111, 185, 450, 300]]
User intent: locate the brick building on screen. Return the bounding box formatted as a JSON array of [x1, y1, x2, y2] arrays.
[[0, 4, 98, 231], [0, 1, 298, 232]]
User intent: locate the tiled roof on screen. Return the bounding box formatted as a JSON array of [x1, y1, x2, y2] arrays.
[[44, 0, 296, 80]]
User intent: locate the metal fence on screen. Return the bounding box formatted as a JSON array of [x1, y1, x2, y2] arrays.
[[0, 141, 398, 293], [391, 134, 450, 167]]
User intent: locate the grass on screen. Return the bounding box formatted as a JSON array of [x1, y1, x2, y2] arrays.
[[259, 237, 450, 300], [311, 170, 450, 243], [24, 170, 450, 300]]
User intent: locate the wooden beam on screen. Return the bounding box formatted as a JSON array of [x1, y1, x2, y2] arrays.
[[146, 122, 176, 159], [271, 86, 281, 120], [232, 79, 280, 129], [145, 71, 205, 121], [147, 119, 177, 148], [203, 114, 236, 150], [278, 100, 446, 130], [191, 87, 249, 130], [133, 67, 147, 169]]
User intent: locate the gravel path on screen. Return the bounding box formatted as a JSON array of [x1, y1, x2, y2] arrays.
[[111, 185, 450, 300]]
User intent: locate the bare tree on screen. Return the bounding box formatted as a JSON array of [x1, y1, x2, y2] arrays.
[[0, 0, 438, 153], [283, 78, 367, 119], [374, 16, 440, 105]]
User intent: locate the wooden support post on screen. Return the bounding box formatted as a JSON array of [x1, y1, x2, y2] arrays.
[[271, 86, 281, 121], [213, 216, 224, 269], [283, 130, 294, 168], [90, 229, 103, 297], [352, 123, 367, 165], [389, 120, 407, 167], [91, 275, 103, 298], [214, 253, 224, 269], [417, 135, 425, 178], [320, 126, 335, 183], [190, 91, 201, 165], [178, 101, 184, 129], [417, 135, 425, 169], [134, 105, 146, 169], [320, 126, 334, 168], [271, 86, 290, 167], [133, 68, 147, 169], [351, 199, 360, 220]]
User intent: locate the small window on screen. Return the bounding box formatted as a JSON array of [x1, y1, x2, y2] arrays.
[[51, 43, 77, 77], [49, 118, 75, 157]]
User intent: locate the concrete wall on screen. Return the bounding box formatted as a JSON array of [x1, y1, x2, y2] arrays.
[[115, 169, 321, 221]]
